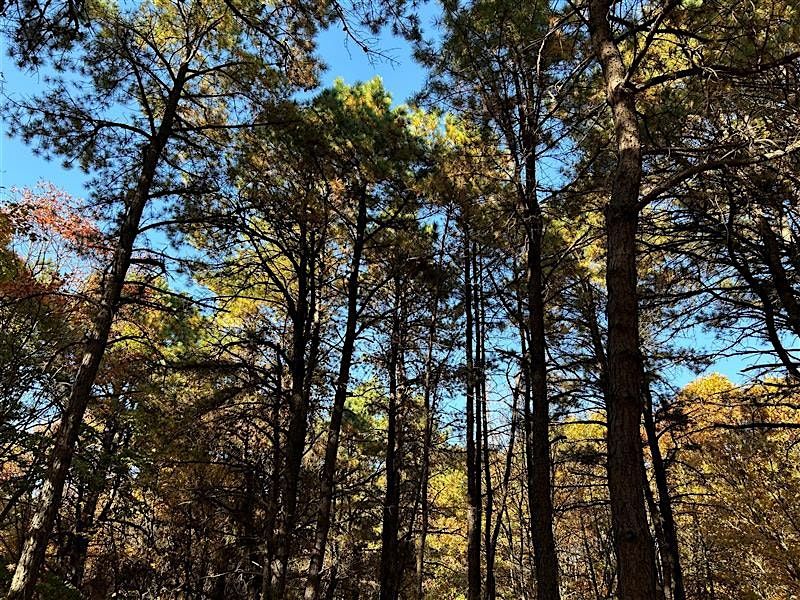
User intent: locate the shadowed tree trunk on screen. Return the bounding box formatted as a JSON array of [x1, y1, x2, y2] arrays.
[[265, 327, 308, 599], [587, 2, 659, 598], [642, 383, 685, 600], [476, 253, 496, 600], [5, 62, 189, 600], [64, 407, 126, 589], [471, 251, 502, 600], [464, 229, 482, 600], [414, 211, 450, 598], [522, 183, 560, 600], [380, 278, 405, 600], [265, 211, 319, 600], [516, 96, 560, 599], [304, 188, 368, 600], [641, 458, 668, 600]]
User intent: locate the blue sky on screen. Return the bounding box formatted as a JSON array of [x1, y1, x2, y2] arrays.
[[315, 19, 431, 103]]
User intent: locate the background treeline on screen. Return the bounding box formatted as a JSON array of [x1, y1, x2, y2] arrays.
[[1, 0, 800, 599]]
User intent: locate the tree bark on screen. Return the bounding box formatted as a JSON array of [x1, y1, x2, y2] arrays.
[[477, 256, 496, 600], [523, 202, 560, 600], [261, 358, 284, 599], [380, 279, 404, 600], [464, 229, 482, 600], [586, 2, 659, 598], [304, 189, 367, 600], [266, 217, 315, 599], [414, 211, 450, 598], [519, 124, 560, 600], [759, 214, 800, 338], [642, 385, 685, 600], [5, 63, 188, 600], [641, 458, 668, 600], [64, 410, 122, 589]]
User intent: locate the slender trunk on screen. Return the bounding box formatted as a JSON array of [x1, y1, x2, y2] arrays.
[[473, 244, 483, 585], [476, 255, 496, 600], [414, 425, 431, 599], [270, 369, 305, 595], [261, 357, 284, 598], [587, 2, 658, 598], [579, 513, 603, 600], [414, 212, 450, 598], [380, 280, 403, 600], [304, 190, 367, 600], [490, 374, 520, 595], [514, 273, 534, 596], [643, 385, 686, 600], [243, 467, 262, 600], [267, 226, 312, 599], [464, 229, 482, 600], [0, 484, 29, 527], [582, 282, 617, 600], [641, 460, 668, 600], [324, 559, 338, 600], [5, 63, 188, 600], [521, 158, 559, 600]]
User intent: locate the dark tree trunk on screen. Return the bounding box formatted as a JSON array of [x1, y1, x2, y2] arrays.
[[324, 559, 338, 600], [642, 385, 686, 600], [490, 373, 520, 599], [267, 352, 306, 599], [725, 208, 800, 378], [520, 144, 560, 600], [304, 190, 367, 600], [759, 214, 800, 338], [414, 403, 432, 600], [261, 357, 284, 599], [414, 212, 450, 598], [464, 229, 482, 600], [523, 216, 559, 600], [266, 218, 315, 599], [380, 280, 404, 600], [475, 254, 496, 600], [641, 460, 668, 600], [586, 2, 659, 598], [5, 63, 189, 600]]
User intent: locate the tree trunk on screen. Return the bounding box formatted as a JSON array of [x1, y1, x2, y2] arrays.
[[261, 358, 284, 599], [520, 146, 559, 600], [266, 220, 314, 599], [490, 373, 520, 599], [642, 385, 686, 600], [725, 210, 800, 378], [5, 63, 188, 600], [380, 280, 404, 600], [304, 190, 367, 600], [414, 417, 431, 599], [414, 211, 450, 599], [464, 229, 482, 600], [586, 2, 659, 598], [475, 254, 497, 600], [759, 214, 800, 338], [641, 459, 668, 600]]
